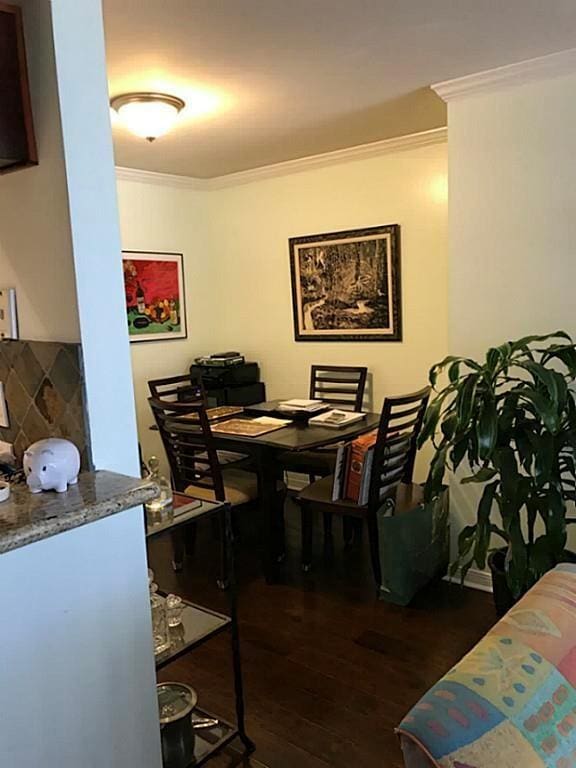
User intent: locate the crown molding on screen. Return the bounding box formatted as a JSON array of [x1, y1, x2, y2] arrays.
[[204, 127, 447, 189], [114, 165, 206, 190], [433, 47, 576, 102], [115, 127, 447, 191]]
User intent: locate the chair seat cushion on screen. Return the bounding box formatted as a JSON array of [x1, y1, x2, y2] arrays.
[[185, 470, 284, 506], [297, 475, 366, 510], [279, 449, 336, 476]]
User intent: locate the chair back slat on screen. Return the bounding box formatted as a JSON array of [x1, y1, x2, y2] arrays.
[[385, 416, 421, 433], [148, 373, 207, 405], [387, 403, 424, 421], [368, 386, 430, 508], [310, 365, 368, 412], [314, 386, 363, 396], [148, 395, 225, 500]]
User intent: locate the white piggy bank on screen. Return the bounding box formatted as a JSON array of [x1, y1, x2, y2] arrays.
[[23, 438, 80, 494]]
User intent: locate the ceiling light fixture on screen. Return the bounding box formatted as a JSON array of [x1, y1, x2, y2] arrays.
[[110, 92, 185, 142]]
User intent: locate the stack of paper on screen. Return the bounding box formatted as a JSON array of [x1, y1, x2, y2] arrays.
[[277, 399, 326, 413], [308, 409, 366, 429]]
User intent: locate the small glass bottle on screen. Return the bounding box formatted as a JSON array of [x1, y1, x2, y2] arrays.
[[145, 456, 173, 523], [151, 592, 170, 655], [165, 593, 185, 627]]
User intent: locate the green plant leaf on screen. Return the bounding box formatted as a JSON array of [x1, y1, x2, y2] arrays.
[[518, 361, 560, 408], [495, 341, 512, 363], [461, 467, 498, 484], [474, 481, 498, 569], [430, 444, 448, 488], [525, 361, 558, 396], [457, 525, 477, 557], [511, 331, 571, 352], [418, 399, 442, 448], [467, 429, 479, 467], [486, 347, 500, 373], [450, 437, 468, 471], [499, 392, 520, 434], [515, 428, 533, 472], [477, 398, 498, 460], [542, 344, 576, 378], [494, 447, 519, 505], [428, 355, 462, 388], [516, 387, 560, 434], [529, 536, 555, 581], [423, 445, 448, 502], [542, 485, 567, 558], [506, 517, 528, 598], [534, 433, 554, 486], [490, 523, 508, 543], [448, 361, 461, 384], [457, 374, 479, 430], [440, 412, 458, 440]]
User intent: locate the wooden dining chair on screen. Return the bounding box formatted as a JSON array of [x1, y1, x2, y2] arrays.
[[295, 386, 430, 593], [149, 395, 258, 504], [281, 364, 369, 545], [148, 395, 285, 572], [281, 364, 368, 477], [148, 373, 246, 467]]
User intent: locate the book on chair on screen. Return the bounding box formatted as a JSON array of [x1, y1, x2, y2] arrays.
[[331, 442, 350, 501], [344, 429, 378, 503]]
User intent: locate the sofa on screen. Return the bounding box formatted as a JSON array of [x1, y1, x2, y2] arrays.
[[397, 564, 576, 767]]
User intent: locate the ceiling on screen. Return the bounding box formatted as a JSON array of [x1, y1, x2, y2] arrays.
[[103, 0, 576, 178]]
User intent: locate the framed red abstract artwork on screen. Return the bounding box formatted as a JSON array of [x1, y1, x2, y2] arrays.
[[122, 251, 187, 342]]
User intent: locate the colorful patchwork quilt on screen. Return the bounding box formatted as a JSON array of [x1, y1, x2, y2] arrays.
[[397, 565, 576, 768]]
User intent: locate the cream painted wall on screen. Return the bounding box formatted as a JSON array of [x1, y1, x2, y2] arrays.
[[204, 142, 448, 479], [116, 179, 215, 465], [0, 0, 80, 342], [447, 70, 576, 542]]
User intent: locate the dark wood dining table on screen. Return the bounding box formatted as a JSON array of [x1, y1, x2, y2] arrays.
[[209, 400, 381, 581]]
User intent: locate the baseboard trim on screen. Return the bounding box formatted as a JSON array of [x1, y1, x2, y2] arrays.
[[445, 567, 493, 593]]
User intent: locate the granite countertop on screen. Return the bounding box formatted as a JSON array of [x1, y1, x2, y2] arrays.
[[0, 470, 159, 555]]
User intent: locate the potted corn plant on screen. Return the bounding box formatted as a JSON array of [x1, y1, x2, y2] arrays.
[[419, 331, 576, 613]]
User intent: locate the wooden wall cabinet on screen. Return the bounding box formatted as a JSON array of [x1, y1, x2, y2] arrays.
[[0, 2, 37, 173]]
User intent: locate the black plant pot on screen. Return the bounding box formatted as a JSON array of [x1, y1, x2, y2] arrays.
[[488, 547, 576, 617]]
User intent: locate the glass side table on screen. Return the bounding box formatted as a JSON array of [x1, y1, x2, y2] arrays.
[[146, 493, 254, 766]]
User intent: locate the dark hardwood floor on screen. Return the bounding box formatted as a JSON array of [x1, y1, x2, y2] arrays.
[[149, 500, 496, 768]]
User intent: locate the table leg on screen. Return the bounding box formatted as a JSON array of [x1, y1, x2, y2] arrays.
[[255, 447, 281, 583]]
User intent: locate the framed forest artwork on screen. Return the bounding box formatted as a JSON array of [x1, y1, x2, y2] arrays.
[[122, 251, 187, 342], [289, 224, 402, 342]]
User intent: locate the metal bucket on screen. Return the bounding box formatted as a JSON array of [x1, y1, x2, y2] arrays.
[[157, 682, 197, 768]]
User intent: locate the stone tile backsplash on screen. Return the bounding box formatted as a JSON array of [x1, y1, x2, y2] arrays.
[[0, 340, 91, 468]]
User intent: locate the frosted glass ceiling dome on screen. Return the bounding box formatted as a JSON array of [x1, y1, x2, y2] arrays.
[[110, 93, 185, 142]]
